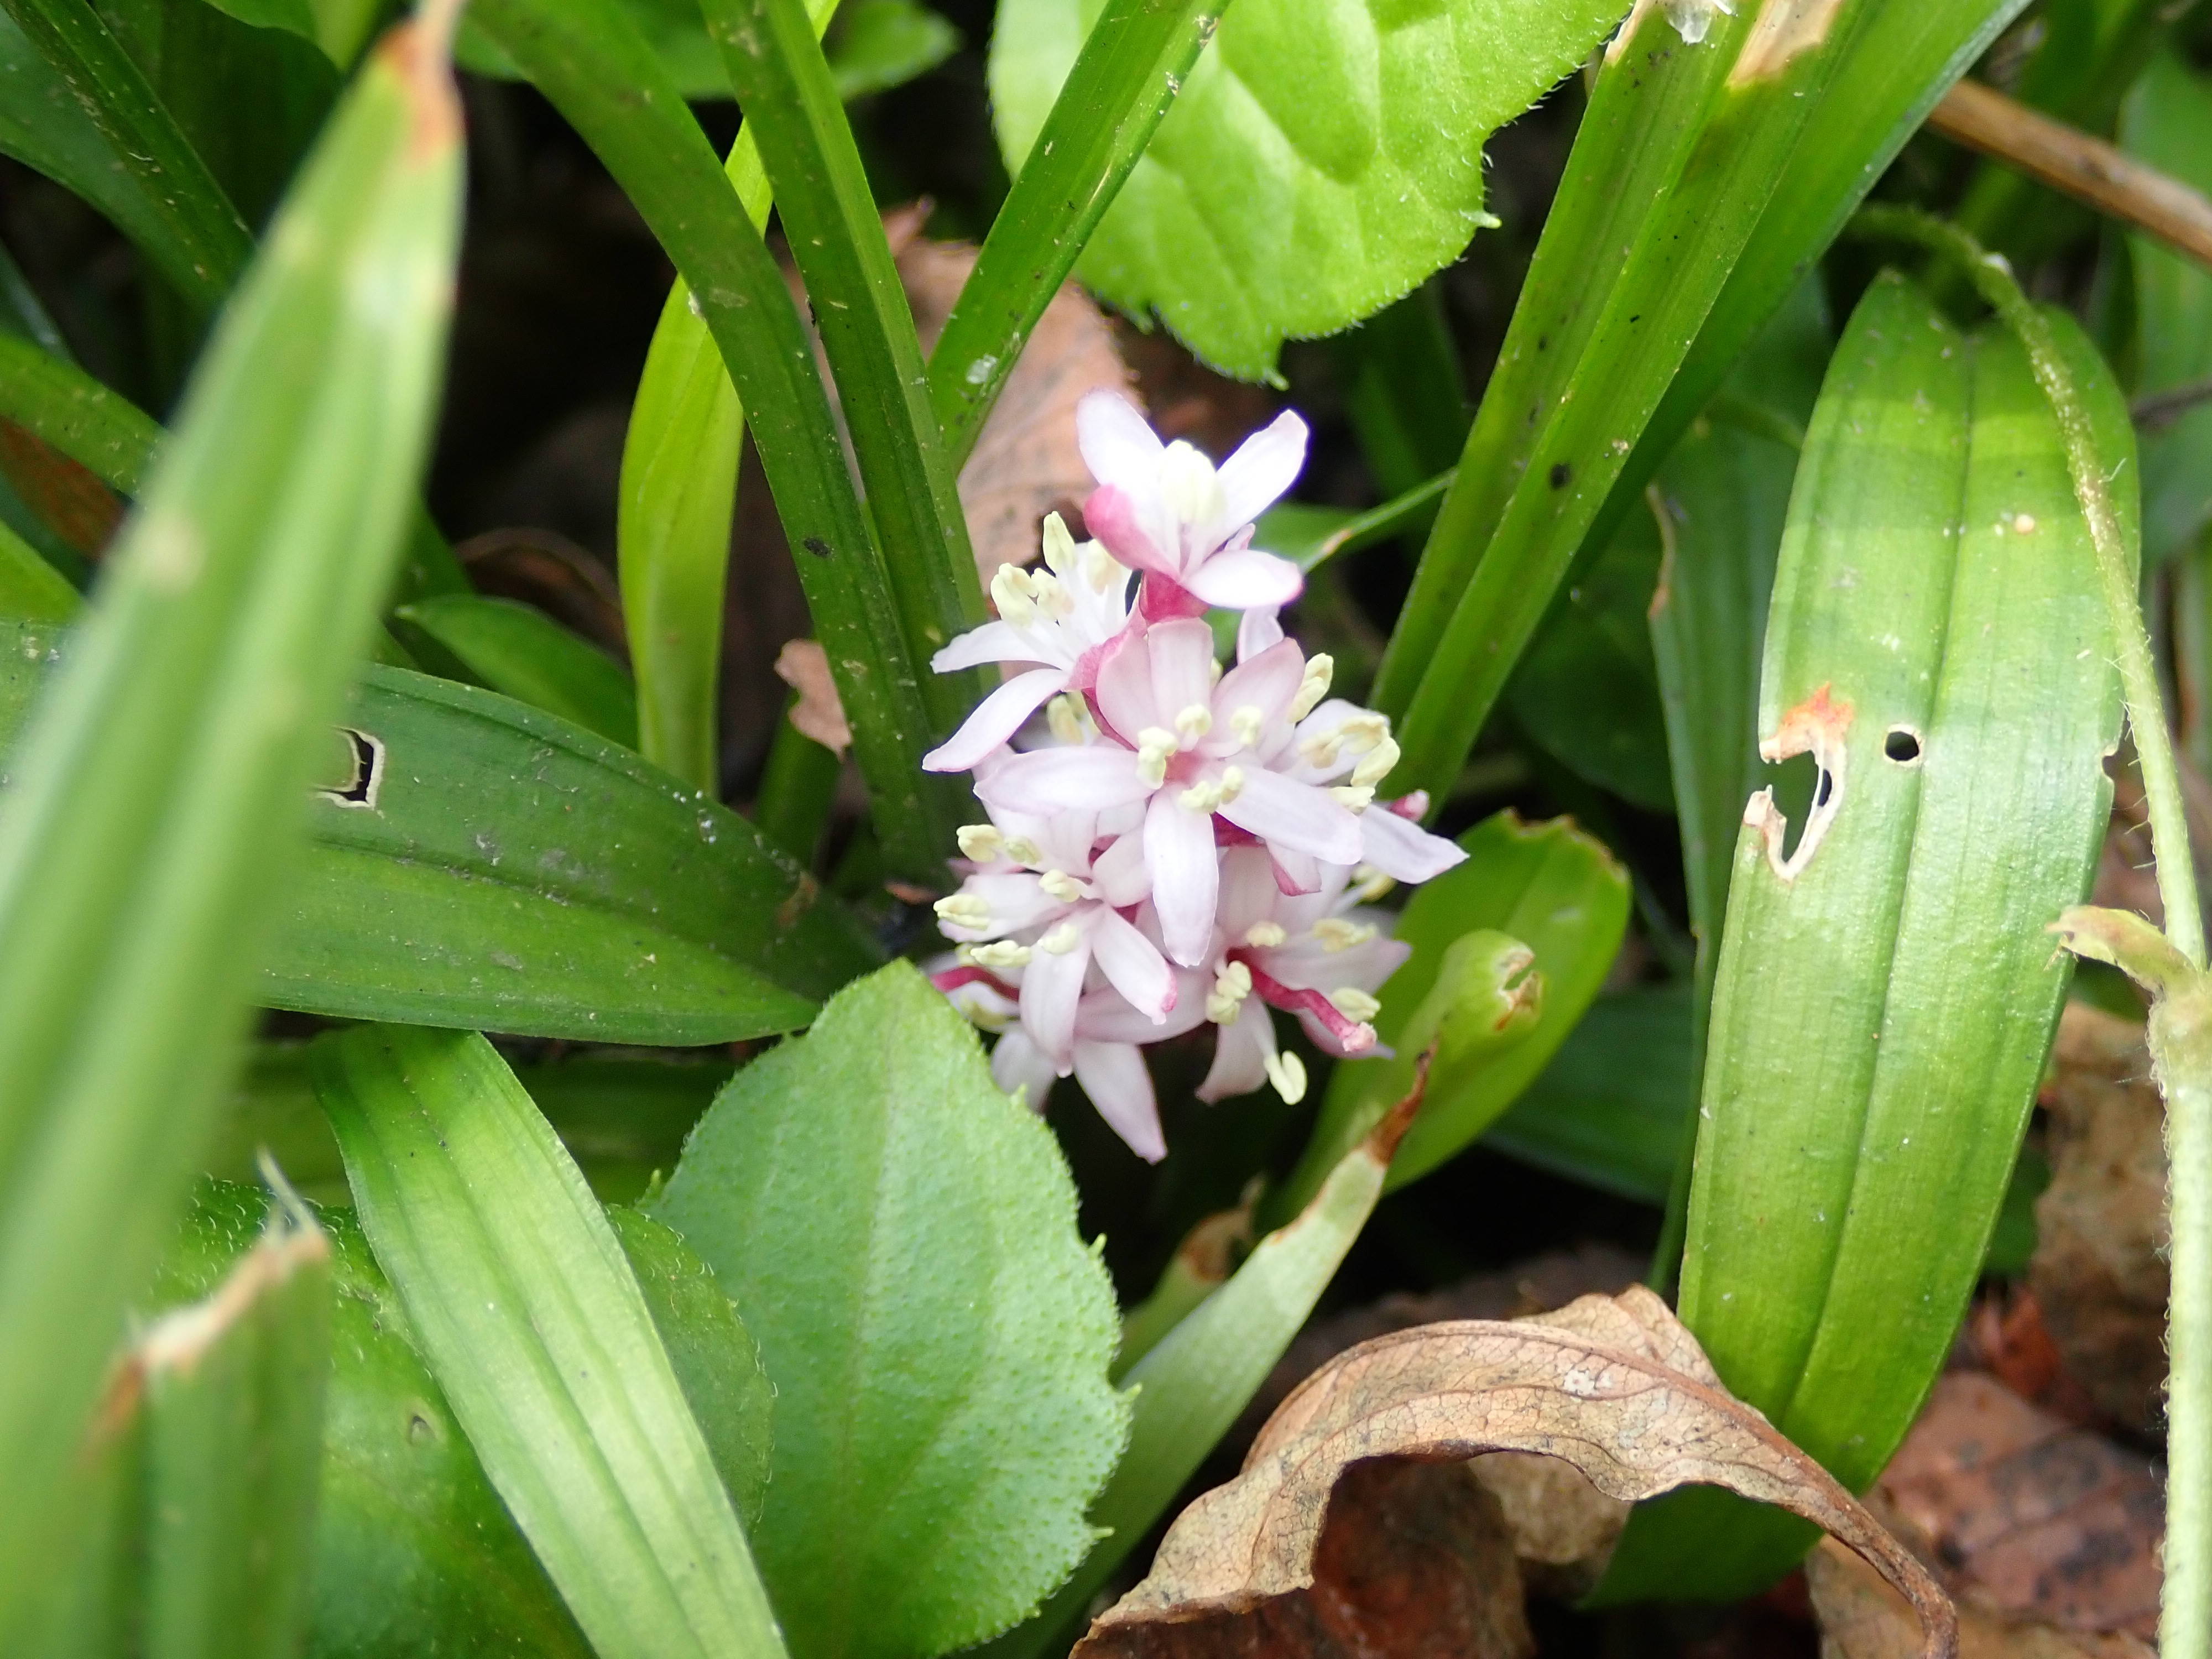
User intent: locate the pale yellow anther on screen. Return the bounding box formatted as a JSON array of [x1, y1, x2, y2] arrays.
[[1082, 541, 1121, 593], [990, 563, 1036, 625], [1174, 703, 1213, 743], [1329, 987, 1383, 1022], [1178, 778, 1225, 813], [956, 824, 1006, 863], [1313, 918, 1378, 953], [1039, 869, 1084, 902], [1218, 765, 1246, 805], [1136, 727, 1178, 789], [1265, 1050, 1308, 1105], [934, 893, 992, 930], [1290, 654, 1334, 721], [1351, 864, 1397, 903], [1047, 695, 1087, 747], [1338, 712, 1390, 749], [1330, 785, 1375, 811], [1209, 658, 1224, 684], [1351, 736, 1402, 790], [1205, 960, 1253, 1024], [1243, 921, 1288, 949], [1039, 922, 1083, 955], [1040, 511, 1077, 576], [1230, 705, 1265, 748], [1030, 568, 1074, 620], [1004, 835, 1045, 867], [964, 939, 1032, 970], [1298, 732, 1345, 768]]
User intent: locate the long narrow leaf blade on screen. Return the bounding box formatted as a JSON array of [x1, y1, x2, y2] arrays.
[[314, 1024, 789, 1659], [0, 25, 460, 1638], [926, 0, 1215, 463], [469, 0, 957, 877]]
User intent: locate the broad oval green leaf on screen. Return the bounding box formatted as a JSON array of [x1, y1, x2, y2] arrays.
[[648, 961, 1129, 1659], [1600, 273, 2130, 1601], [316, 1024, 788, 1659], [0, 622, 882, 1043], [987, 0, 1626, 379]]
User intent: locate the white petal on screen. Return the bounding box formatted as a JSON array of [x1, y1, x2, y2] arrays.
[[977, 745, 1151, 814], [1093, 622, 1158, 743], [1147, 618, 1219, 726], [1088, 905, 1177, 1022], [992, 1029, 1060, 1107], [1084, 483, 1175, 580], [1072, 1040, 1166, 1162], [1186, 546, 1305, 611], [1076, 977, 1209, 1043], [1145, 791, 1222, 967], [1360, 806, 1469, 883], [1213, 843, 1282, 939], [934, 620, 1044, 674], [1197, 999, 1276, 1103], [1209, 638, 1305, 740], [1090, 830, 1152, 907], [1237, 605, 1284, 663], [1218, 767, 1363, 863], [922, 667, 1065, 772], [1076, 389, 1164, 495], [1271, 846, 1322, 895], [1215, 409, 1309, 526], [952, 871, 1067, 937], [1020, 927, 1092, 1069]]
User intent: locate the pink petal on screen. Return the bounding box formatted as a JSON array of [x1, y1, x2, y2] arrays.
[[1076, 978, 1209, 1044], [1084, 484, 1174, 580], [1076, 389, 1163, 494], [1093, 620, 1157, 745], [922, 667, 1065, 772], [1209, 638, 1305, 742], [1237, 606, 1284, 663], [1088, 905, 1177, 1022], [992, 1029, 1059, 1109], [1146, 791, 1222, 968], [1072, 1040, 1166, 1162], [1360, 804, 1469, 882], [1213, 844, 1282, 940], [932, 620, 1035, 674], [1138, 574, 1208, 622], [942, 871, 1067, 938], [977, 745, 1151, 814], [1147, 618, 1218, 724], [1197, 998, 1275, 1103], [1271, 847, 1322, 895], [1218, 767, 1363, 863], [1186, 546, 1305, 611], [1021, 927, 1092, 1070], [1215, 409, 1310, 526]]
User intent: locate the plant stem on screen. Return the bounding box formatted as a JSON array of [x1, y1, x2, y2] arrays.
[[1858, 204, 2208, 1659]]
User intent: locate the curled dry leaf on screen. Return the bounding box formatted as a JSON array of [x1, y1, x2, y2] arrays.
[[1077, 1287, 1957, 1659], [2030, 1003, 2168, 1432], [773, 639, 852, 754], [888, 204, 1139, 582]]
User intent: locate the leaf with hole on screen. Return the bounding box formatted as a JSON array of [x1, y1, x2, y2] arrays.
[[1598, 272, 2128, 1602]]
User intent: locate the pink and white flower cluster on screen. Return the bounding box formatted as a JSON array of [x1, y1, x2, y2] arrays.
[[926, 392, 1465, 1161]]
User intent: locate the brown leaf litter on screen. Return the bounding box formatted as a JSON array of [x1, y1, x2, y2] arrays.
[[2030, 1003, 2169, 1433], [1075, 1287, 1957, 1659]]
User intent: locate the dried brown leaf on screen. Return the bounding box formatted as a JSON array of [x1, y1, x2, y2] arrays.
[[1078, 1287, 1957, 1659], [773, 639, 851, 754], [1872, 1373, 2162, 1638], [2030, 1004, 2169, 1432], [0, 419, 122, 555], [892, 217, 1136, 583]]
